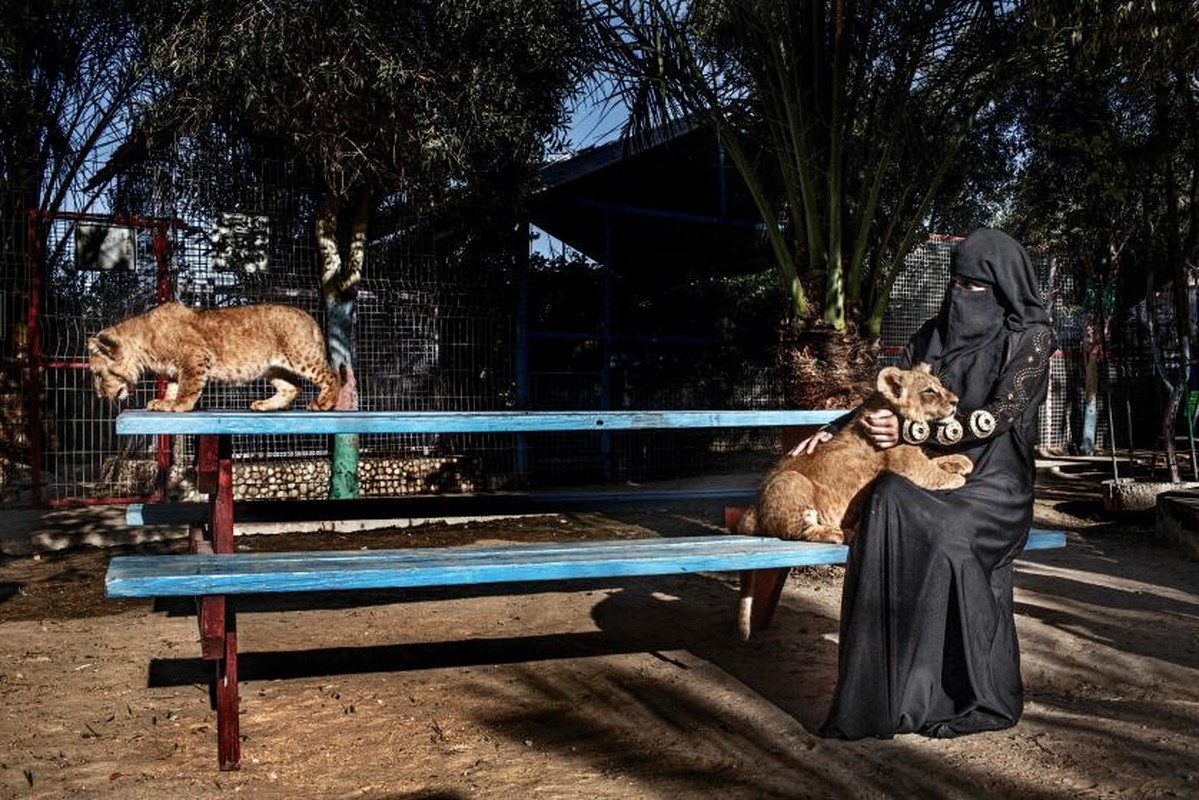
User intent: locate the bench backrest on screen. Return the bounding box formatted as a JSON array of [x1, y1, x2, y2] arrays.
[[115, 409, 845, 436]]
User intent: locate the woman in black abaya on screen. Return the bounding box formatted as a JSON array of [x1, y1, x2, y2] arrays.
[[798, 228, 1056, 739]]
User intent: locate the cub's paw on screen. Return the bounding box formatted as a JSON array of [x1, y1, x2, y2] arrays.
[[307, 398, 337, 411], [146, 399, 184, 412], [939, 473, 967, 490], [935, 454, 974, 475], [788, 523, 846, 544]]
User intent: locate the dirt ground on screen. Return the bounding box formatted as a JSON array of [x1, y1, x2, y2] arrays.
[[1, 463, 1196, 799]]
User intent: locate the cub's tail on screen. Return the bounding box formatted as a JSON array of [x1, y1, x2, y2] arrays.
[[727, 505, 759, 642]]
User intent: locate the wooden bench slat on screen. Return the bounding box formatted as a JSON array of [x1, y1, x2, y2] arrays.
[[107, 536, 848, 595], [115, 409, 844, 436], [106, 530, 1066, 598]]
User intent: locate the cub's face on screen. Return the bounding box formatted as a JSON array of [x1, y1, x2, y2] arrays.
[[876, 363, 958, 422], [87, 334, 137, 403]]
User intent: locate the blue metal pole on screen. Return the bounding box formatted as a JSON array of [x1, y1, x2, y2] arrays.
[[514, 221, 530, 480], [600, 211, 613, 478]]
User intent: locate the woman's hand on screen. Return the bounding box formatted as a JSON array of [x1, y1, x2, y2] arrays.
[[788, 429, 833, 456], [861, 409, 900, 449]]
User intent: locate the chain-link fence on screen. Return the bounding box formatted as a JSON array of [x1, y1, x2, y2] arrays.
[[6, 142, 1141, 506], [9, 219, 1097, 505], [23, 181, 525, 503]]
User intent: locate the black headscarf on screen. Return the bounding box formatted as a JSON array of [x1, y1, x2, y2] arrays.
[[925, 229, 1050, 412]]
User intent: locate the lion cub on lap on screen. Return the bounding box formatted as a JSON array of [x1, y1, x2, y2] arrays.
[[736, 364, 972, 545], [88, 302, 340, 412]]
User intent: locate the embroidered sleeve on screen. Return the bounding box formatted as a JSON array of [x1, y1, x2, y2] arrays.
[[929, 325, 1057, 447]]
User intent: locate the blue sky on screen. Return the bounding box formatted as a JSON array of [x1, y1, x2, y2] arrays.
[[562, 92, 627, 153]]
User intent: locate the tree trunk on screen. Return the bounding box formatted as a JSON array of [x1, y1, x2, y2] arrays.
[[1082, 341, 1098, 456], [317, 190, 368, 499], [1156, 81, 1191, 483], [1164, 383, 1184, 484], [1080, 274, 1104, 456], [778, 323, 877, 411]]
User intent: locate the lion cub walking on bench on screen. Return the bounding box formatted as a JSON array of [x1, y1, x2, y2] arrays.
[[87, 302, 340, 412], [736, 364, 972, 545]]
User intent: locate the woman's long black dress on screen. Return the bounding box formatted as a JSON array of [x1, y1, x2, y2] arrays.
[[821, 323, 1055, 739], [821, 229, 1057, 740]]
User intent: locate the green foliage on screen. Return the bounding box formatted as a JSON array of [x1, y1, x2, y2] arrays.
[[1, 0, 150, 252], [137, 0, 590, 200], [1009, 0, 1198, 476], [1008, 0, 1198, 301]]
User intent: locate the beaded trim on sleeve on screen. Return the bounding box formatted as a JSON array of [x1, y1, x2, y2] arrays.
[[968, 409, 997, 438], [901, 418, 930, 444], [935, 417, 963, 445], [968, 412, 997, 438]]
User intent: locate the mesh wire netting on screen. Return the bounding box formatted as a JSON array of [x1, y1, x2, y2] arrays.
[[29, 175, 529, 502], [6, 144, 1126, 505]]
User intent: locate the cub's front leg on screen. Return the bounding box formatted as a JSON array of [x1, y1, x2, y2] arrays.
[[932, 454, 973, 475], [887, 449, 967, 491], [146, 359, 209, 411]]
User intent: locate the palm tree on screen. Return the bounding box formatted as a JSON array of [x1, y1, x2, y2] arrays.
[[590, 0, 1020, 405], [1, 0, 150, 262]]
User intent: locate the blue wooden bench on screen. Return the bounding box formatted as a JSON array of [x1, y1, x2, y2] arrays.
[[107, 409, 1067, 770], [107, 530, 1067, 598]]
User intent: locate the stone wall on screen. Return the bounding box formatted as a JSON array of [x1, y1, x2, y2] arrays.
[[104, 455, 480, 502]]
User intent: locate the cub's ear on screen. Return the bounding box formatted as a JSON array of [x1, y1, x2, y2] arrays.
[[914, 362, 932, 374], [87, 332, 120, 358], [876, 366, 906, 400]]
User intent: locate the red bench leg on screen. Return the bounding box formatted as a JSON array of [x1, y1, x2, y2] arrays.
[[216, 604, 240, 770], [198, 433, 241, 770]]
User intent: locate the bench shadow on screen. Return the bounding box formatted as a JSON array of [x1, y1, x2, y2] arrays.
[[140, 526, 1197, 800], [147, 571, 841, 732], [151, 573, 731, 615]]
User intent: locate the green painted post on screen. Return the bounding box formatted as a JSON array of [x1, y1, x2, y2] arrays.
[[330, 432, 359, 499], [327, 294, 359, 499]]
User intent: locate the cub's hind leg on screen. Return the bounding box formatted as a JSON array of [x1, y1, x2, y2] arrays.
[[755, 471, 842, 542], [303, 364, 340, 411], [795, 521, 849, 543], [306, 367, 340, 410], [252, 377, 301, 411]]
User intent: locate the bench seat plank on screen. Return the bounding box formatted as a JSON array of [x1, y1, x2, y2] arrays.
[[115, 409, 843, 436], [106, 530, 1066, 598]]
